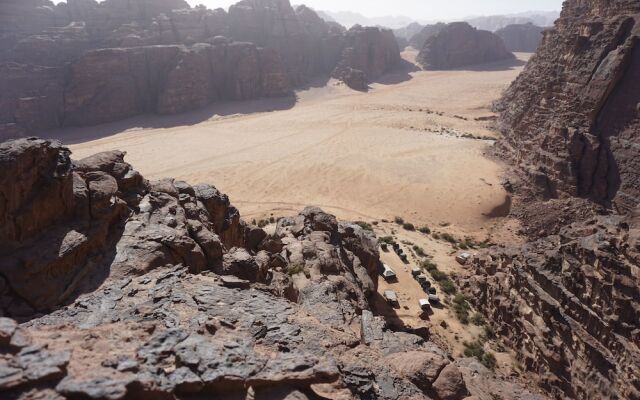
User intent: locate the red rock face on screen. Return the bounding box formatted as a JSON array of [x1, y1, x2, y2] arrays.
[[417, 22, 514, 70], [495, 0, 640, 212]]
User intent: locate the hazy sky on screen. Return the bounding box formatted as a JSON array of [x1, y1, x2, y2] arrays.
[[191, 0, 564, 20]]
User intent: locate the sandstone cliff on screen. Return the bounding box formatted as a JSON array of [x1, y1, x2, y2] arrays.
[[0, 138, 546, 400], [494, 0, 640, 212], [0, 0, 401, 137], [460, 1, 640, 399], [417, 22, 514, 70], [495, 23, 544, 53]]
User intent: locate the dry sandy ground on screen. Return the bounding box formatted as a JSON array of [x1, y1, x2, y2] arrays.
[[51, 50, 529, 240], [49, 51, 531, 374]]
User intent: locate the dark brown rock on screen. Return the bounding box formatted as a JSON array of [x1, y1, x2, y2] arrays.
[[417, 22, 514, 70], [494, 0, 640, 211]]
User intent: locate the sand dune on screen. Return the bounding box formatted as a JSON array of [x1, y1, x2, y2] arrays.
[[51, 51, 529, 238]]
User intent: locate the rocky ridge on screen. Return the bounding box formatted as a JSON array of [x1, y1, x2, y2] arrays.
[[0, 0, 400, 137], [494, 0, 640, 212], [416, 22, 514, 70], [459, 1, 640, 399], [0, 137, 546, 400]]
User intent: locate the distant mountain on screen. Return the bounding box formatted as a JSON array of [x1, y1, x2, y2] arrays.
[[317, 10, 413, 29], [463, 11, 559, 31]]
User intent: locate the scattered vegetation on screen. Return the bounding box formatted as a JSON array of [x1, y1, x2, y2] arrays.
[[418, 226, 431, 234], [412, 245, 427, 258], [379, 236, 396, 245], [463, 340, 497, 370], [440, 232, 457, 244], [394, 216, 404, 225], [452, 294, 471, 324], [471, 312, 485, 326], [354, 221, 374, 231], [420, 260, 457, 294], [402, 222, 416, 231], [483, 325, 496, 340]]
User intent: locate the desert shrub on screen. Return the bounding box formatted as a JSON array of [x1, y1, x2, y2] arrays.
[[258, 219, 269, 228], [372, 221, 379, 225], [440, 279, 457, 295], [429, 269, 448, 282], [269, 216, 276, 223], [418, 226, 431, 234], [355, 221, 374, 231], [440, 233, 457, 244], [463, 340, 485, 358], [379, 236, 396, 245], [420, 260, 438, 272], [483, 325, 496, 340], [412, 245, 427, 257], [432, 232, 441, 240], [453, 294, 471, 324], [403, 222, 415, 231], [481, 352, 497, 370], [252, 219, 257, 225], [394, 216, 404, 225], [459, 243, 469, 250], [471, 312, 485, 326]]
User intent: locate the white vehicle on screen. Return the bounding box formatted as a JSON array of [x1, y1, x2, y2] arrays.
[[384, 290, 399, 307], [419, 298, 430, 311], [456, 252, 472, 265], [382, 264, 397, 281]]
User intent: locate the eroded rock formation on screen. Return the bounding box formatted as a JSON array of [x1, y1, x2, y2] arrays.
[[0, 0, 401, 137], [417, 22, 514, 70], [0, 137, 547, 400], [461, 2, 640, 399], [494, 0, 640, 212], [332, 25, 401, 89], [495, 23, 544, 53]]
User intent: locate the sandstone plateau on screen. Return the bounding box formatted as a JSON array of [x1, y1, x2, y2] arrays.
[[0, 0, 400, 137], [0, 138, 547, 400], [417, 22, 514, 70]]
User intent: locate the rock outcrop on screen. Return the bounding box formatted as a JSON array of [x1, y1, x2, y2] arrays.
[[464, 2, 640, 399], [495, 23, 544, 52], [0, 0, 401, 137], [417, 22, 514, 70], [457, 214, 640, 400], [0, 137, 548, 400], [332, 25, 401, 88], [494, 0, 640, 212]]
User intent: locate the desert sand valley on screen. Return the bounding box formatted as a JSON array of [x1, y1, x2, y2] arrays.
[[53, 51, 528, 239]]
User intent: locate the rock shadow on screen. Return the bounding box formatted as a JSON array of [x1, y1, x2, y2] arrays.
[[372, 58, 419, 85], [43, 94, 297, 145]]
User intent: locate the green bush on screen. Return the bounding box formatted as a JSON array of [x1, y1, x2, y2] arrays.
[[418, 226, 431, 234], [258, 219, 269, 228], [481, 352, 497, 370], [379, 236, 396, 245], [453, 294, 471, 324], [440, 233, 457, 244], [432, 232, 440, 240], [440, 279, 457, 295], [355, 221, 374, 231], [403, 223, 416, 231], [483, 325, 496, 340], [412, 245, 427, 257], [269, 216, 276, 223], [394, 216, 404, 225], [421, 260, 438, 272], [471, 312, 485, 326], [463, 340, 485, 358]]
